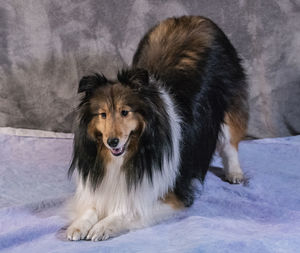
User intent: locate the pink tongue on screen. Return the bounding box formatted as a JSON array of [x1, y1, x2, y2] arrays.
[[113, 148, 120, 153], [112, 147, 122, 154]]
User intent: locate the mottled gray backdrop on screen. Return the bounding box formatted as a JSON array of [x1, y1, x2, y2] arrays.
[[0, 0, 299, 138]]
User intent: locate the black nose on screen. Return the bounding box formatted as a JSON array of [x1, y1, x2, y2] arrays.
[[107, 138, 119, 148]]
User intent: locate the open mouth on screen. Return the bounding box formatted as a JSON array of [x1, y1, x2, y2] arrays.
[[108, 133, 132, 157], [110, 145, 126, 156]]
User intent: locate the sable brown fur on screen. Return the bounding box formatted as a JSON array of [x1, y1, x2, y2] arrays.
[[133, 16, 215, 74], [162, 192, 185, 210]]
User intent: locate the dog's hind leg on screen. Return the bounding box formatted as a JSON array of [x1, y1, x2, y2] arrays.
[[217, 113, 247, 184]]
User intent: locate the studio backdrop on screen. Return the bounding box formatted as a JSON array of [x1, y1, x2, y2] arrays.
[[0, 0, 299, 138]]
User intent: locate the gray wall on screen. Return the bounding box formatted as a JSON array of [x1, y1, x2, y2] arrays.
[[0, 0, 299, 138]]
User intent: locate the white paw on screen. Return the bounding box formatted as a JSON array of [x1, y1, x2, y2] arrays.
[[67, 221, 91, 241], [225, 172, 244, 184], [86, 220, 119, 241]]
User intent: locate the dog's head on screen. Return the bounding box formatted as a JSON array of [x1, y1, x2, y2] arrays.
[[78, 69, 150, 158], [69, 68, 172, 189]]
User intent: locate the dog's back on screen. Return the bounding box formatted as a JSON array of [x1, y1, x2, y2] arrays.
[[133, 16, 247, 104], [133, 16, 248, 205]]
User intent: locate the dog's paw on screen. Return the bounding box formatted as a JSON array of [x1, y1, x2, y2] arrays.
[[225, 172, 244, 184], [67, 222, 91, 241], [86, 219, 121, 241]]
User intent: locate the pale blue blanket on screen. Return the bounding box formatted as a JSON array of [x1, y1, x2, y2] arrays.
[[0, 133, 299, 253]]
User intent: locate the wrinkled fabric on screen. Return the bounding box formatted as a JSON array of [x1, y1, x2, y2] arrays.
[[0, 132, 299, 252]]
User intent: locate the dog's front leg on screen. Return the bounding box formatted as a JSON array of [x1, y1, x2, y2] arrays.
[[67, 208, 98, 241], [86, 214, 130, 241]]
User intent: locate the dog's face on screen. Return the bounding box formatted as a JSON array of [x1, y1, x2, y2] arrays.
[[78, 71, 149, 158], [88, 83, 145, 157]]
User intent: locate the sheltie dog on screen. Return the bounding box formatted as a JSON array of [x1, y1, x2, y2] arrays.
[[67, 16, 248, 241]]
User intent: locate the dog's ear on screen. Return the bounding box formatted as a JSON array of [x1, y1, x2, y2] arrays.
[[117, 68, 149, 89], [78, 73, 108, 94]]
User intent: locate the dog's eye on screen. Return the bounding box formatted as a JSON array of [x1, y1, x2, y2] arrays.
[[121, 110, 129, 117], [100, 113, 106, 119]]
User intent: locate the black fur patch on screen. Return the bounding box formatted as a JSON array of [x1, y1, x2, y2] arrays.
[[78, 73, 108, 94]]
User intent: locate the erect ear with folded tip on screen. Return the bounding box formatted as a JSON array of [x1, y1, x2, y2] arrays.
[[78, 73, 108, 94], [117, 68, 149, 89]]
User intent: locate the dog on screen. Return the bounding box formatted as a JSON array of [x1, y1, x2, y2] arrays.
[[66, 16, 248, 241]]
